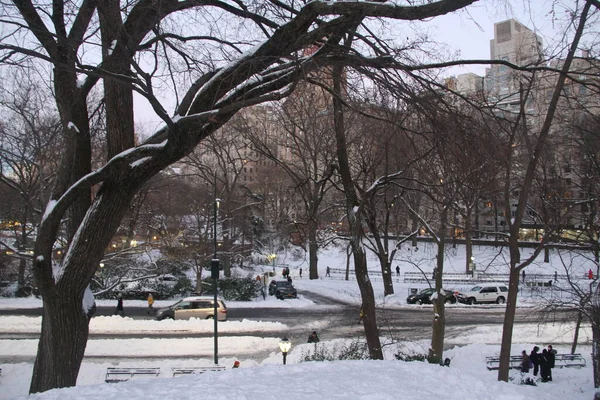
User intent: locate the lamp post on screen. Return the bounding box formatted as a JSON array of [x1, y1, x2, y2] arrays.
[[279, 337, 291, 365], [211, 188, 221, 365]]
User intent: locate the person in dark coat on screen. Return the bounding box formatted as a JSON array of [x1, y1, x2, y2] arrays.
[[307, 331, 320, 343], [520, 350, 530, 373], [547, 345, 556, 381], [529, 346, 540, 376], [115, 294, 124, 317], [539, 349, 551, 382], [396, 266, 400, 276]]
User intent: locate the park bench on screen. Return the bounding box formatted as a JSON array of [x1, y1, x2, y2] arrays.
[[485, 353, 586, 370], [105, 367, 161, 383], [172, 366, 226, 377]]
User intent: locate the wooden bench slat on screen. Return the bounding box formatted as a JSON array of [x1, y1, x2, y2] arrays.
[[105, 367, 161, 383], [172, 366, 226, 377]]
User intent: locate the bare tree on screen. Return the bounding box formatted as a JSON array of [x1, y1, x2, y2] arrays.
[[496, 2, 593, 382]]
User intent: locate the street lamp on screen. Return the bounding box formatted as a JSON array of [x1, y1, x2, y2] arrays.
[[212, 196, 221, 365], [279, 337, 292, 365]]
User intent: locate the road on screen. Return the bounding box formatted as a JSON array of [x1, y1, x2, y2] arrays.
[[0, 289, 578, 363]]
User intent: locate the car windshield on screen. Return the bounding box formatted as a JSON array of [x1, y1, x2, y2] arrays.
[[277, 282, 292, 288], [469, 286, 482, 291], [169, 300, 183, 308], [418, 289, 434, 295]]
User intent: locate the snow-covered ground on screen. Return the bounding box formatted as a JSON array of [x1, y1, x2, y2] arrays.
[[0, 243, 597, 399]]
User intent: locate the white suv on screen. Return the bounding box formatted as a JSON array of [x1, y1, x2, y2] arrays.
[[456, 284, 508, 305]]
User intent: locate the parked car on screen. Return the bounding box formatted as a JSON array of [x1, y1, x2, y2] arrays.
[[268, 280, 297, 299], [456, 284, 509, 305], [155, 296, 227, 321], [406, 288, 457, 305]]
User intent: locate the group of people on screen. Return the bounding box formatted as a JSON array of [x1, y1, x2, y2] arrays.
[[282, 267, 291, 279], [521, 345, 557, 382]]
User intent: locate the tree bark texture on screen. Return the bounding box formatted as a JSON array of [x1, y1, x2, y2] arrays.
[[429, 207, 447, 364], [497, 266, 521, 382]]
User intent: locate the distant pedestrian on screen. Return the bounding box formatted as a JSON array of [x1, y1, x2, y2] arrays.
[[554, 271, 558, 282], [232, 360, 240, 369], [522, 270, 526, 282], [529, 346, 540, 376], [589, 269, 594, 280], [432, 268, 437, 280], [520, 350, 530, 373], [287, 276, 292, 284], [357, 307, 365, 324], [307, 331, 320, 343], [147, 293, 155, 315], [299, 268, 303, 279], [115, 294, 124, 317], [396, 266, 400, 276], [326, 266, 330, 277]]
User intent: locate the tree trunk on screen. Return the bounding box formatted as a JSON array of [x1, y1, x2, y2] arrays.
[[571, 310, 582, 354], [465, 213, 473, 274], [31, 180, 144, 393], [30, 294, 89, 393], [382, 259, 394, 296], [308, 219, 319, 279], [354, 248, 383, 359], [345, 245, 351, 281], [497, 266, 521, 381], [544, 247, 550, 263], [195, 268, 203, 294], [593, 321, 600, 388], [331, 55, 382, 360], [411, 215, 419, 247], [429, 208, 447, 364]]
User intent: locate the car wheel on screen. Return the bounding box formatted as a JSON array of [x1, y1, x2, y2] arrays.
[[467, 297, 476, 305], [206, 315, 214, 319], [496, 296, 506, 304], [445, 298, 453, 305], [416, 299, 422, 305]]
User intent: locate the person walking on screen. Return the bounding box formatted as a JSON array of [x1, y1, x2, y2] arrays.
[[396, 266, 400, 276], [326, 266, 330, 277], [147, 293, 155, 315], [547, 345, 556, 381], [589, 269, 594, 280], [357, 307, 365, 324], [299, 268, 302, 279], [520, 350, 530, 373], [115, 294, 124, 317], [529, 346, 540, 377], [307, 331, 320, 343]]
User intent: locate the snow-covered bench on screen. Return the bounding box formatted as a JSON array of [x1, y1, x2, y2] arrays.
[[485, 353, 585, 370], [172, 366, 226, 377], [105, 367, 160, 383]]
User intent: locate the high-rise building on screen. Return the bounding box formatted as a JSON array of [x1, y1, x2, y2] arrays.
[[485, 19, 544, 106]]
